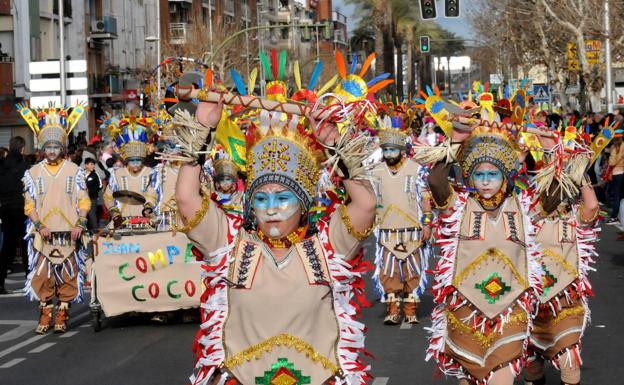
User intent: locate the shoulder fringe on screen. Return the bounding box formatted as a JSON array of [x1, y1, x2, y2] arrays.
[[426, 191, 542, 384], [318, 217, 372, 385], [190, 218, 238, 385]]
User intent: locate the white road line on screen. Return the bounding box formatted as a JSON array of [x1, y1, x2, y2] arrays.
[[0, 293, 24, 298], [59, 331, 79, 338], [372, 377, 389, 385], [28, 342, 56, 353], [4, 278, 25, 284], [0, 357, 26, 369], [400, 322, 412, 330], [0, 320, 38, 343], [0, 335, 47, 359], [69, 311, 90, 327], [79, 324, 90, 328]]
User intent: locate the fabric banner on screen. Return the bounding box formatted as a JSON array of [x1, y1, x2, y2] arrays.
[[94, 232, 202, 317]]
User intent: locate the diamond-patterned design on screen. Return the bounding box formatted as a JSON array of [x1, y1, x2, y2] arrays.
[[541, 263, 558, 297], [475, 272, 511, 304], [255, 358, 311, 385]]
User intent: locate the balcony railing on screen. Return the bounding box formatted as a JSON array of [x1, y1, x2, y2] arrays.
[[90, 74, 120, 97], [333, 11, 347, 25], [169, 23, 187, 44]]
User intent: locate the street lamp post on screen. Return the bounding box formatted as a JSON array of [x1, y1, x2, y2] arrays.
[[58, 0, 66, 106], [605, 0, 614, 113]]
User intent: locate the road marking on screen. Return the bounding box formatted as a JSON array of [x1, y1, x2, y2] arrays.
[[400, 322, 412, 330], [28, 342, 56, 353], [59, 331, 79, 338], [0, 292, 24, 298], [0, 335, 47, 359], [69, 311, 90, 328], [372, 377, 389, 385], [4, 278, 25, 284], [0, 357, 26, 369], [0, 321, 38, 343], [79, 324, 90, 328]]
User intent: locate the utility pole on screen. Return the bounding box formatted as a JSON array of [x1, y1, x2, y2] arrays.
[[208, 0, 214, 70], [156, 0, 161, 100], [58, 0, 66, 106], [605, 0, 614, 113]]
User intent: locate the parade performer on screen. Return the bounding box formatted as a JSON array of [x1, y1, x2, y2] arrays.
[[371, 114, 432, 325], [205, 148, 244, 216], [523, 130, 600, 385], [102, 112, 156, 228], [168, 50, 389, 385], [16, 103, 90, 334], [414, 87, 544, 385]]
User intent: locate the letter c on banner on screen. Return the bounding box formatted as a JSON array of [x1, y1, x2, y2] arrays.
[[118, 262, 135, 281], [148, 282, 160, 299], [167, 280, 181, 299], [184, 280, 196, 297], [132, 285, 146, 302], [136, 257, 148, 273]]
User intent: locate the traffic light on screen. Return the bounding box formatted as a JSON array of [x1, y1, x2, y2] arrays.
[[419, 0, 437, 20], [420, 36, 430, 53], [445, 0, 460, 18]]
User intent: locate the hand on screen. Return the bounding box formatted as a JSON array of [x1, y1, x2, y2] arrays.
[[70, 226, 83, 241], [308, 115, 340, 146], [142, 206, 154, 218], [39, 226, 51, 239], [518, 143, 529, 162], [113, 215, 124, 229], [538, 135, 558, 150], [451, 128, 471, 143], [422, 225, 432, 242], [196, 100, 224, 129]]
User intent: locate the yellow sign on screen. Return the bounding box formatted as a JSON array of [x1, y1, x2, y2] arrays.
[[567, 40, 602, 71]]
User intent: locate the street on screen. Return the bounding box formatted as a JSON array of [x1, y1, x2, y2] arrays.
[[1, 227, 623, 385]]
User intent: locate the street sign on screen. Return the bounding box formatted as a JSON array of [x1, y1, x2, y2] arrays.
[[533, 84, 550, 104], [567, 40, 602, 71]]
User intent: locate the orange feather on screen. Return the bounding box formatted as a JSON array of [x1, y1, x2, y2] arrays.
[[335, 51, 347, 80], [359, 53, 375, 77], [368, 79, 394, 94], [205, 68, 213, 89]]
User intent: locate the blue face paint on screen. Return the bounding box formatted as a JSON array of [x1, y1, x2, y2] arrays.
[[471, 169, 503, 183], [382, 148, 401, 158], [253, 189, 300, 223]]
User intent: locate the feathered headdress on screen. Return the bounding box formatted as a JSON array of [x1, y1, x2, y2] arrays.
[[16, 102, 88, 147], [105, 111, 155, 160]]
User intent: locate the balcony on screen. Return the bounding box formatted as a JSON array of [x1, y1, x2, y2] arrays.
[[90, 15, 118, 40], [334, 29, 348, 46], [169, 23, 188, 44], [333, 11, 347, 26], [90, 74, 120, 98]]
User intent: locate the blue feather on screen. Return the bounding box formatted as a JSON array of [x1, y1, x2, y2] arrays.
[[426, 85, 434, 96], [366, 72, 391, 87], [350, 53, 357, 74], [308, 60, 324, 89], [230, 69, 247, 96], [504, 85, 511, 99]]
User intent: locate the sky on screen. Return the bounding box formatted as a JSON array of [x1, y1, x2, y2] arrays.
[[332, 0, 475, 38]]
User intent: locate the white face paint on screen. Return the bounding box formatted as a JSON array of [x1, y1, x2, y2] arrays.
[[269, 226, 281, 237], [44, 143, 63, 162]]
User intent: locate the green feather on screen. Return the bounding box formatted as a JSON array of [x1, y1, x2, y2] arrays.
[[259, 51, 273, 81], [278, 50, 287, 80]]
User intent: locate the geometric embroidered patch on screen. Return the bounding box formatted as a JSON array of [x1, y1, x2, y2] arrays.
[[255, 358, 311, 385], [475, 272, 512, 304], [541, 263, 558, 297]]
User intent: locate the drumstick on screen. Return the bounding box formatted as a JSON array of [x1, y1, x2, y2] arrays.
[[186, 89, 343, 120], [449, 116, 556, 138]]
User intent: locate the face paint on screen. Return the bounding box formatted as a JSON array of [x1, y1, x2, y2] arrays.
[[127, 158, 144, 173], [253, 188, 300, 222], [44, 143, 62, 162], [382, 147, 402, 166], [470, 163, 504, 199], [215, 175, 236, 194]]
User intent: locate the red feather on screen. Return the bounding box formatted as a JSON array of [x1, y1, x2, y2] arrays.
[[271, 48, 278, 81]]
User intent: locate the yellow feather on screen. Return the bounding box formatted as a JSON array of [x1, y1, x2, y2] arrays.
[[294, 61, 302, 90], [317, 75, 338, 95], [248, 68, 258, 95]]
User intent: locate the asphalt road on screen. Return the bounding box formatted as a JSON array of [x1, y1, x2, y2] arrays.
[[1, 227, 623, 385]]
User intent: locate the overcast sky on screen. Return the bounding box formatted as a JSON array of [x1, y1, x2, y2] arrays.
[[332, 0, 474, 38]]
